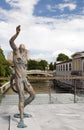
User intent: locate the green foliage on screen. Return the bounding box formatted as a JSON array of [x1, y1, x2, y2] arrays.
[[0, 64, 5, 76], [0, 48, 12, 77], [27, 59, 48, 71], [56, 53, 70, 61], [0, 48, 6, 64], [53, 62, 56, 70], [27, 59, 38, 70], [49, 62, 56, 70], [39, 60, 48, 70], [49, 62, 54, 71]]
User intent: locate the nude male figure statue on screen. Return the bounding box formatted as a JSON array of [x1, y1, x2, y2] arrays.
[[9, 25, 35, 128]]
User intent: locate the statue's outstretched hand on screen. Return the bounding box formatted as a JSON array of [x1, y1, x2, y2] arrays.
[[16, 25, 21, 34]]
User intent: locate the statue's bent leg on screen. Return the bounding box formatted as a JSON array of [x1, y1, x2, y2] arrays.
[[18, 91, 24, 122], [24, 80, 35, 107]]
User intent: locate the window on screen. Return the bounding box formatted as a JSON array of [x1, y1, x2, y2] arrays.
[[69, 63, 72, 71], [59, 65, 60, 71], [83, 62, 84, 71], [63, 64, 65, 71], [61, 65, 62, 71], [66, 64, 68, 71]]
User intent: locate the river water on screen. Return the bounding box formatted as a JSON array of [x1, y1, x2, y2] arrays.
[[6, 79, 56, 95]]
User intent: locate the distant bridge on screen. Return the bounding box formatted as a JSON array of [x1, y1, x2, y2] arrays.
[[27, 70, 53, 77]]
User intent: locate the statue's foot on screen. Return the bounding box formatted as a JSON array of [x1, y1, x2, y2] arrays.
[[14, 113, 32, 118], [14, 113, 20, 118], [23, 113, 32, 118], [17, 121, 27, 128]]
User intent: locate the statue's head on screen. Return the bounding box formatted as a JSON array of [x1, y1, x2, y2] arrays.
[[19, 44, 25, 52]]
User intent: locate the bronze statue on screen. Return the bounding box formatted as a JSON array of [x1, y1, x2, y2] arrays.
[[9, 25, 35, 128]]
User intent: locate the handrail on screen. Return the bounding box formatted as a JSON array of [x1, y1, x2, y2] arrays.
[[28, 76, 84, 80], [0, 75, 84, 81]]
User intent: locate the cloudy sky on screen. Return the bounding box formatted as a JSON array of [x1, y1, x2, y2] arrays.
[[0, 0, 84, 63]]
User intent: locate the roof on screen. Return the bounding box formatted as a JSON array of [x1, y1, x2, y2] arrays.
[[56, 59, 72, 65], [72, 51, 84, 58]]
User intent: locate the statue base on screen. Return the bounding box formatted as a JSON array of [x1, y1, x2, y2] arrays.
[[17, 121, 27, 128], [14, 113, 32, 118]]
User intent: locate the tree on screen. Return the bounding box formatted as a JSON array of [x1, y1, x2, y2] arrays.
[[49, 62, 54, 71], [27, 59, 38, 70], [38, 60, 48, 70], [27, 59, 48, 71], [0, 48, 6, 64], [56, 53, 70, 62], [0, 64, 5, 77], [53, 62, 56, 70], [0, 48, 12, 77]]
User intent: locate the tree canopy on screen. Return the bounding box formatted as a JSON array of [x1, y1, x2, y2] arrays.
[[56, 53, 70, 62], [0, 48, 12, 77], [27, 59, 48, 71]]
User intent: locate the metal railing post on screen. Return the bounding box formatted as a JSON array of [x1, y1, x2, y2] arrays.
[[8, 115, 10, 130], [48, 80, 52, 104], [74, 79, 77, 103]]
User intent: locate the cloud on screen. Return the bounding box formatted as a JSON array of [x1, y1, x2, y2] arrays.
[[46, 3, 77, 13], [46, 4, 56, 12], [63, 0, 73, 2], [58, 3, 77, 11], [0, 0, 84, 63]]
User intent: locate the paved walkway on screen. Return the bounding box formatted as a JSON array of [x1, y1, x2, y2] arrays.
[[0, 103, 84, 130]]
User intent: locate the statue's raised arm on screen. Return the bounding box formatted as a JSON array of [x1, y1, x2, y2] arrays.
[[9, 25, 21, 50]]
